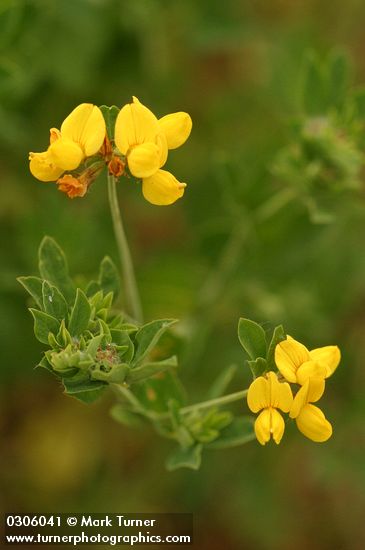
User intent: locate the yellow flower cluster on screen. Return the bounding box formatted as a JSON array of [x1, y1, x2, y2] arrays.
[[247, 336, 340, 445], [29, 98, 192, 205]]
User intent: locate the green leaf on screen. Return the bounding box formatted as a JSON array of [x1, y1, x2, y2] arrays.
[[100, 105, 120, 141], [266, 324, 286, 371], [30, 309, 60, 345], [206, 416, 255, 449], [36, 355, 53, 373], [327, 50, 350, 109], [42, 281, 68, 320], [166, 444, 203, 471], [302, 52, 326, 115], [63, 372, 106, 403], [68, 289, 91, 337], [134, 371, 186, 413], [99, 256, 120, 300], [132, 319, 178, 366], [238, 318, 267, 360], [207, 364, 237, 399], [91, 363, 129, 384], [17, 276, 44, 308], [110, 329, 134, 363], [110, 404, 143, 427], [38, 237, 75, 303], [86, 334, 103, 358], [126, 356, 178, 384], [56, 319, 73, 347], [86, 280, 101, 297], [247, 357, 267, 378]]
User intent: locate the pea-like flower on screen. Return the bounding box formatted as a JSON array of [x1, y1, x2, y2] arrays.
[[114, 96, 192, 205], [275, 336, 340, 385], [289, 378, 332, 442], [247, 371, 293, 445], [29, 103, 106, 187], [275, 335, 340, 443]]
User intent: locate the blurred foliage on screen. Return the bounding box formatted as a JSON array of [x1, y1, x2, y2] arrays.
[[2, 0, 365, 548]]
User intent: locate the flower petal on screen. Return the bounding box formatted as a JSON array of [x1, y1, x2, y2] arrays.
[[290, 377, 325, 419], [115, 97, 158, 155], [254, 409, 271, 445], [277, 381, 293, 412], [142, 170, 186, 206], [158, 112, 192, 149], [49, 128, 61, 144], [60, 104, 105, 156], [48, 138, 84, 171], [247, 376, 269, 412], [29, 151, 64, 182], [271, 408, 285, 444], [290, 381, 309, 419], [309, 345, 341, 378], [296, 404, 333, 442], [127, 142, 160, 178], [156, 132, 168, 168], [275, 336, 310, 383], [296, 360, 327, 386]]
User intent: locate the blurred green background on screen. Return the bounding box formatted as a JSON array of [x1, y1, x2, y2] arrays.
[[2, 0, 365, 548]]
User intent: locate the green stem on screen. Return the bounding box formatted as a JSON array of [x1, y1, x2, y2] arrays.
[[107, 174, 143, 323], [178, 389, 248, 416], [114, 384, 248, 421]]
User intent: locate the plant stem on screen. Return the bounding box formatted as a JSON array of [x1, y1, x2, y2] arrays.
[[114, 384, 248, 421], [178, 388, 248, 416], [107, 174, 143, 323]]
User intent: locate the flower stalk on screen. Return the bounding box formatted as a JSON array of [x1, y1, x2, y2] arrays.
[[107, 173, 143, 323]]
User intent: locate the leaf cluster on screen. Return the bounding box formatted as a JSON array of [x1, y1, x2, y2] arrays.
[[18, 237, 178, 404]]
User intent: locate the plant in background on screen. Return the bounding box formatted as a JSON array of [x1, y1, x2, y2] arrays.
[[272, 50, 365, 223], [20, 97, 341, 471]]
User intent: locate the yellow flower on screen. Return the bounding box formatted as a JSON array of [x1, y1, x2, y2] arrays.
[[247, 371, 293, 445], [114, 96, 191, 205], [275, 336, 340, 385], [29, 104, 106, 183], [289, 378, 332, 442]]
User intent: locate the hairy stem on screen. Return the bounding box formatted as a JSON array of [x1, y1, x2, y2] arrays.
[[107, 174, 143, 323]]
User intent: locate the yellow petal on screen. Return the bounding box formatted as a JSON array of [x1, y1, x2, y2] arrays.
[[254, 408, 285, 445], [61, 104, 106, 156], [306, 377, 325, 403], [115, 97, 158, 155], [309, 345, 341, 378], [290, 377, 325, 419], [247, 376, 269, 412], [277, 381, 293, 412], [295, 404, 332, 442], [254, 409, 271, 445], [29, 151, 64, 182], [275, 336, 310, 383], [290, 382, 308, 419], [156, 132, 168, 168], [270, 408, 285, 444], [142, 169, 186, 206], [296, 360, 327, 386], [49, 128, 61, 144], [158, 111, 192, 149], [127, 142, 160, 178], [48, 138, 84, 171]]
